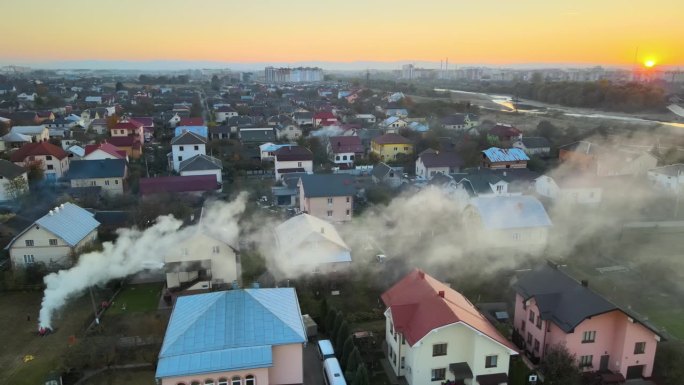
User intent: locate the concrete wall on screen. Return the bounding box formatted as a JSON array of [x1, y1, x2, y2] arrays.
[[300, 190, 353, 223], [161, 367, 268, 385], [269, 343, 304, 384], [181, 169, 223, 184], [71, 177, 125, 195], [172, 143, 206, 171]]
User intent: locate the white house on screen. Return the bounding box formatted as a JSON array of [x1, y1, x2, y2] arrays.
[[512, 137, 551, 156], [272, 214, 351, 277], [0, 160, 28, 201], [10, 125, 50, 142], [382, 269, 518, 385], [647, 164, 684, 194], [535, 174, 603, 205], [167, 113, 182, 128], [214, 106, 238, 123], [380, 116, 409, 131], [415, 149, 464, 180], [463, 195, 552, 252], [164, 232, 239, 291], [274, 146, 313, 181], [355, 114, 376, 124], [6, 203, 100, 269], [169, 131, 207, 172]]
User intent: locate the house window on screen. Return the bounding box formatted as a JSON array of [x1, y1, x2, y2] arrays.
[[529, 310, 535, 322], [178, 156, 182, 161], [231, 376, 241, 385], [536, 315, 542, 329], [394, 147, 398, 151], [485, 355, 498, 368], [513, 233, 521, 241], [336, 155, 340, 161], [527, 332, 532, 345], [496, 184, 503, 192], [205, 380, 215, 385], [404, 147, 409, 151], [327, 197, 333, 204], [46, 155, 52, 160], [298, 162, 302, 167], [350, 155, 354, 160], [115, 180, 119, 185], [346, 209, 350, 215], [431, 368, 446, 381], [343, 155, 348, 161], [634, 342, 646, 354], [579, 355, 593, 368], [90, 181, 96, 186], [25, 240, 34, 247], [47, 164, 54, 170], [432, 343, 447, 356], [49, 239, 58, 246], [194, 145, 199, 150], [179, 146, 184, 151], [400, 356, 405, 369], [23, 255, 35, 265], [582, 330, 596, 343], [212, 246, 220, 254], [534, 339, 540, 352], [218, 379, 228, 385], [521, 320, 526, 332], [105, 180, 110, 186], [244, 375, 255, 385], [327, 210, 333, 217]]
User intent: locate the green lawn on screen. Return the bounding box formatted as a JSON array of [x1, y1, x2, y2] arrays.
[[108, 283, 163, 315]]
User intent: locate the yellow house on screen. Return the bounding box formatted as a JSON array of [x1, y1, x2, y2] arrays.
[[371, 133, 413, 161]]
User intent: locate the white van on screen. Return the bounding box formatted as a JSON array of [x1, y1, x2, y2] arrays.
[[323, 357, 346, 385], [317, 339, 335, 360]]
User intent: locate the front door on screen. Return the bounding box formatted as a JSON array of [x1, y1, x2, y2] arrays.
[[626, 365, 645, 379], [599, 355, 610, 371]]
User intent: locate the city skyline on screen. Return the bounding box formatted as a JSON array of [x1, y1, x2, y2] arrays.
[[1, 0, 683, 69]]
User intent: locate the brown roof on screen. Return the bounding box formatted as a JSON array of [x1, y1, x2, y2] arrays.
[[330, 136, 364, 154], [10, 142, 67, 162], [274, 146, 313, 161], [139, 175, 219, 195], [373, 133, 412, 145]]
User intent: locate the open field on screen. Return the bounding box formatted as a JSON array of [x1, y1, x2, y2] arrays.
[[82, 368, 156, 385], [0, 291, 95, 385], [107, 283, 163, 315]]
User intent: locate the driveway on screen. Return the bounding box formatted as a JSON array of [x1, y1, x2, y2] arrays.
[[303, 341, 325, 385]]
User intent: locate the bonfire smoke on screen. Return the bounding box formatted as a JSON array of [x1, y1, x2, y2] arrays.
[[38, 194, 248, 329]]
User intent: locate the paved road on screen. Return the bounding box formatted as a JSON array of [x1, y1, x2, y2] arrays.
[[303, 340, 325, 385]]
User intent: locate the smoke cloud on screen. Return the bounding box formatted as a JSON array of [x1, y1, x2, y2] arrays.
[[38, 193, 248, 329]]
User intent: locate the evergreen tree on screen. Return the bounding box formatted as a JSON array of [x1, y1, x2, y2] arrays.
[[346, 347, 362, 377], [331, 311, 344, 341], [354, 363, 369, 385], [335, 320, 350, 353], [340, 336, 355, 369], [324, 308, 336, 334]]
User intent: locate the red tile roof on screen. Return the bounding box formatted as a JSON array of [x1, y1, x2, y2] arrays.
[[84, 142, 127, 159], [10, 141, 67, 162], [178, 117, 205, 126], [114, 120, 143, 130], [130, 117, 154, 127], [314, 111, 335, 120], [274, 145, 313, 161], [139, 175, 219, 196], [381, 269, 517, 350], [489, 124, 522, 139], [107, 136, 142, 150], [330, 136, 364, 154], [373, 133, 412, 145]]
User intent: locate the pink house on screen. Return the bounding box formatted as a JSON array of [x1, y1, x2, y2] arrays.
[[298, 174, 355, 223], [513, 263, 663, 380], [156, 288, 307, 385]]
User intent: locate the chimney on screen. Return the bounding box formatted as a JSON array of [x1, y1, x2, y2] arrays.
[[581, 280, 589, 288], [48, 210, 54, 216], [438, 291, 445, 298]]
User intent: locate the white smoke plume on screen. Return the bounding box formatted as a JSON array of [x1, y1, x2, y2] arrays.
[[38, 193, 248, 329]]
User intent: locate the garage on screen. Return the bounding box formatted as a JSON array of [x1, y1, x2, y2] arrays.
[[626, 365, 645, 380]]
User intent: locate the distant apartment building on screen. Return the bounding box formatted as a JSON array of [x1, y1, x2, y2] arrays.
[[264, 67, 323, 83]]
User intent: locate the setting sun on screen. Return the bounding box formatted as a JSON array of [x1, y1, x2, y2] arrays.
[[644, 59, 656, 68]]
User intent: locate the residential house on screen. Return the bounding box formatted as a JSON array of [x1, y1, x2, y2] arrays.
[[512, 137, 551, 157], [371, 162, 403, 188], [111, 119, 145, 144], [179, 154, 223, 183], [453, 168, 539, 199], [481, 148, 529, 169], [6, 203, 100, 269], [88, 118, 109, 135], [298, 174, 355, 222], [293, 111, 314, 127], [174, 125, 208, 138], [415, 149, 464, 180], [170, 131, 207, 172], [67, 159, 127, 195], [215, 106, 238, 123], [647, 164, 684, 194], [83, 142, 128, 161], [17, 92, 37, 102], [313, 111, 338, 127], [512, 263, 663, 380], [441, 114, 477, 130], [488, 124, 522, 143], [383, 105, 409, 118], [178, 117, 205, 127], [274, 146, 313, 180], [273, 213, 352, 276], [139, 175, 221, 198], [380, 116, 409, 131], [382, 269, 518, 385], [10, 142, 69, 181], [155, 289, 306, 385], [9, 111, 41, 125], [271, 173, 303, 207], [10, 125, 50, 142], [328, 136, 364, 167], [1, 131, 32, 149], [275, 122, 302, 142], [355, 114, 376, 124], [534, 173, 602, 205], [239, 127, 277, 146], [463, 195, 552, 251], [371, 133, 414, 161], [164, 231, 239, 291], [107, 136, 142, 159], [131, 116, 155, 142], [208, 125, 230, 140], [260, 143, 292, 162], [0, 160, 28, 201]]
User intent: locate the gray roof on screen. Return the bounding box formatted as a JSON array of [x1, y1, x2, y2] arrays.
[[521, 137, 551, 149], [513, 264, 664, 337], [171, 131, 207, 145], [371, 162, 392, 179], [468, 196, 552, 229], [67, 159, 127, 179], [0, 159, 26, 179], [179, 154, 222, 172], [239, 128, 276, 143], [299, 174, 356, 197], [456, 168, 540, 195], [419, 149, 464, 168]]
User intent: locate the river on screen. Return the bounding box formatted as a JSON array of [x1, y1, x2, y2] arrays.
[[434, 88, 684, 129]]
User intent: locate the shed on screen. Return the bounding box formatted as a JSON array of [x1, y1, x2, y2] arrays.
[[302, 314, 318, 339]]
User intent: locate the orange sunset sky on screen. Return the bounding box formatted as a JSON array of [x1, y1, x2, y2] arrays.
[[1, 0, 683, 67]]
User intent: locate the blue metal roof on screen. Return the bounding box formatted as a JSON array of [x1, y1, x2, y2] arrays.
[[157, 289, 306, 379], [469, 196, 552, 230], [482, 147, 530, 163], [174, 125, 208, 138], [34, 203, 100, 246]]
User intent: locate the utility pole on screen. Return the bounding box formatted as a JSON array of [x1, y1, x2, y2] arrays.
[[89, 286, 100, 325]]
